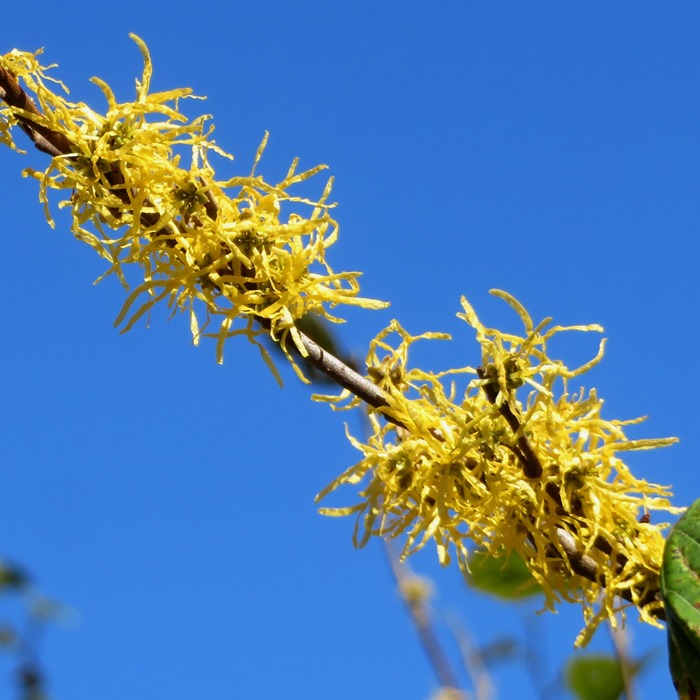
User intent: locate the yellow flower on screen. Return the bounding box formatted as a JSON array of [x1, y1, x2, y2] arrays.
[[0, 36, 386, 380], [318, 290, 680, 644]]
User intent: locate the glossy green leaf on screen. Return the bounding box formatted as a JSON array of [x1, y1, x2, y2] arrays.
[[467, 549, 542, 599], [661, 498, 700, 700]]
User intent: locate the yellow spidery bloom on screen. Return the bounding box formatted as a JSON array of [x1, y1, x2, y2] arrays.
[[317, 290, 680, 645], [0, 36, 386, 380]]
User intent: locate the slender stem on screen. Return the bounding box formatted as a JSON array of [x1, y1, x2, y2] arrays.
[[296, 332, 390, 410], [384, 543, 464, 693], [450, 618, 495, 700], [0, 67, 74, 156], [608, 622, 636, 700], [476, 365, 543, 479]]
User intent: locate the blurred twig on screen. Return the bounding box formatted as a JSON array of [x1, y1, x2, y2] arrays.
[[384, 543, 465, 696], [608, 623, 636, 700], [449, 618, 495, 700]]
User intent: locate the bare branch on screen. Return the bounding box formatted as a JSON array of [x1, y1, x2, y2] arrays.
[[0, 67, 74, 156]]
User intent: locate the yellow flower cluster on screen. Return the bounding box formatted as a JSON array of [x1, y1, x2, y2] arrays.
[[318, 290, 680, 644], [1, 37, 681, 645], [0, 36, 385, 378]]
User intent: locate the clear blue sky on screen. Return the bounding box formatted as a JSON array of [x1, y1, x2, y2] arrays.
[[1, 3, 699, 699]]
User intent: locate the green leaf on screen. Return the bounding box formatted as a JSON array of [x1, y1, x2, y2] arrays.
[[467, 549, 542, 599], [565, 654, 624, 700], [0, 561, 29, 590], [661, 498, 700, 699]]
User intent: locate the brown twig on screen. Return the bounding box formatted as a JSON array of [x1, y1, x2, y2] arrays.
[[0, 66, 74, 156], [476, 365, 543, 479], [296, 332, 391, 411]]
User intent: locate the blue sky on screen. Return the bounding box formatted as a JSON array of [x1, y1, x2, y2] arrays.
[[1, 3, 699, 699]]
